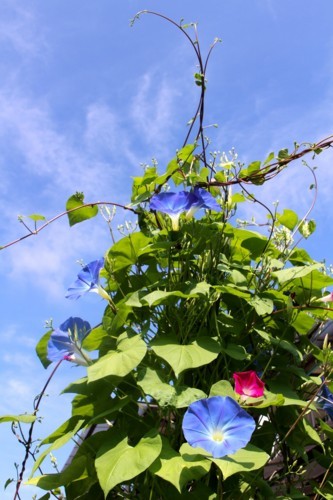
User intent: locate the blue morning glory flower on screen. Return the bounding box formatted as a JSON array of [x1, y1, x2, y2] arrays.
[[188, 187, 222, 215], [182, 396, 256, 458], [150, 189, 220, 230], [318, 383, 333, 419], [150, 192, 194, 230], [47, 316, 91, 366], [66, 258, 109, 301]]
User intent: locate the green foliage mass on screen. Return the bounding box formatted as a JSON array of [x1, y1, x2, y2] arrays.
[[26, 139, 333, 499]]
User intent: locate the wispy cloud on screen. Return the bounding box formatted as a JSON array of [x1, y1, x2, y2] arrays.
[[131, 70, 185, 150], [1, 325, 36, 351], [2, 371, 43, 415], [2, 352, 37, 369], [1, 219, 111, 299], [0, 93, 112, 198], [0, 88, 170, 209], [0, 1, 44, 58], [85, 102, 124, 157], [131, 72, 169, 140]]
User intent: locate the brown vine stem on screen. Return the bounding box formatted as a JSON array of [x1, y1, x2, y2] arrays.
[[196, 134, 333, 187], [134, 11, 222, 173], [314, 460, 333, 500], [279, 378, 327, 446], [14, 360, 63, 500], [133, 11, 203, 148], [1, 201, 137, 251]]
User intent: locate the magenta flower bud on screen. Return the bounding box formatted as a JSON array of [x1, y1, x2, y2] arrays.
[[233, 370, 265, 398]]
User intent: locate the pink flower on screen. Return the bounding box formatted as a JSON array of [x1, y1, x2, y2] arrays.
[[319, 292, 333, 303], [233, 370, 265, 398]]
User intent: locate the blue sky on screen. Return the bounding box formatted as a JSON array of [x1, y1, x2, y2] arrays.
[[0, 0, 333, 497]]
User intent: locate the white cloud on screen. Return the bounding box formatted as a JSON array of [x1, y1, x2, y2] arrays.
[[85, 103, 121, 156], [2, 351, 36, 367], [1, 324, 36, 349], [0, 90, 152, 214], [1, 323, 19, 342], [0, 93, 108, 196], [0, 1, 44, 58], [1, 378, 35, 411], [1, 219, 111, 299], [131, 71, 182, 149]]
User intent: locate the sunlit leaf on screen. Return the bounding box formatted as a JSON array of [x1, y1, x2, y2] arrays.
[[88, 332, 147, 382], [27, 456, 88, 489], [0, 414, 36, 424], [66, 192, 98, 227], [35, 329, 52, 368], [82, 325, 108, 351], [211, 444, 269, 479], [30, 420, 84, 475], [150, 438, 211, 493], [247, 296, 274, 316], [41, 416, 84, 444], [241, 391, 285, 409], [272, 263, 323, 285], [151, 336, 220, 377], [140, 282, 210, 307], [277, 209, 298, 230], [263, 151, 274, 165], [209, 380, 236, 399], [107, 232, 153, 272], [137, 367, 206, 408], [27, 214, 46, 221], [278, 148, 289, 159], [95, 430, 162, 496]]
